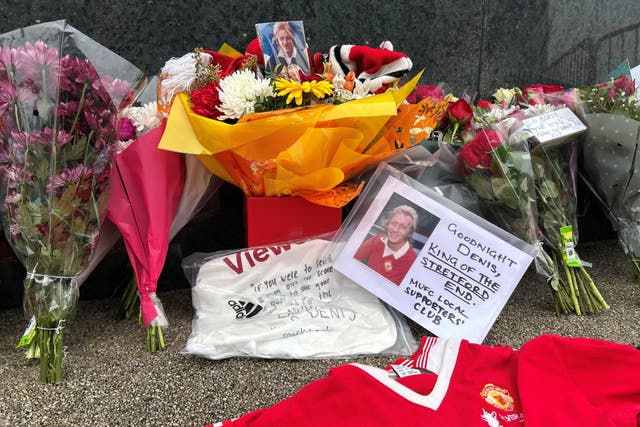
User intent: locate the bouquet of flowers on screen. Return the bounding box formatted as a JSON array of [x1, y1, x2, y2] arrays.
[[0, 21, 145, 382], [157, 31, 421, 208], [473, 85, 608, 314], [457, 123, 544, 248], [109, 92, 223, 352], [521, 85, 608, 314], [579, 76, 640, 284]]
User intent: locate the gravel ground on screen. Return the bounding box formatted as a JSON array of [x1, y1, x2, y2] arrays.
[[0, 239, 638, 427]]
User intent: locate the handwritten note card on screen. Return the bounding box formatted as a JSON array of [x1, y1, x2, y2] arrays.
[[333, 173, 535, 343], [523, 107, 586, 145]]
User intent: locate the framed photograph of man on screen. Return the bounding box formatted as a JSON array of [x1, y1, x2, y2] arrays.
[[255, 20, 311, 78], [331, 163, 537, 343]]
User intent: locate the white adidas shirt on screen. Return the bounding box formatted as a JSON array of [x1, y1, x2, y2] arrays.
[[184, 239, 401, 359]]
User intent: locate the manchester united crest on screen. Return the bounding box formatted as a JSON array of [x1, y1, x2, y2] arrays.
[[480, 383, 514, 411]]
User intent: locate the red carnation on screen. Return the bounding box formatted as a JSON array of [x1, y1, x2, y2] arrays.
[[190, 81, 222, 120]]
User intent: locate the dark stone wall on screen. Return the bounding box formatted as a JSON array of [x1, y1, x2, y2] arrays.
[[2, 1, 639, 95], [0, 0, 526, 97]]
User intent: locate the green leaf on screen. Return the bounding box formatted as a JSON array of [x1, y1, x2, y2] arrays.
[[466, 173, 494, 200], [539, 179, 559, 199]]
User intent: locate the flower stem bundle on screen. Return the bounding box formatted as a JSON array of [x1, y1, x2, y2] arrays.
[[531, 144, 608, 314], [0, 21, 144, 383]]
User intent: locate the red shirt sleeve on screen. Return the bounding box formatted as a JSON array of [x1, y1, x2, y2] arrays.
[[518, 334, 640, 426]]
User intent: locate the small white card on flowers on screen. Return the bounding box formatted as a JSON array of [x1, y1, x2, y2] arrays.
[[523, 107, 586, 145], [331, 165, 536, 344]]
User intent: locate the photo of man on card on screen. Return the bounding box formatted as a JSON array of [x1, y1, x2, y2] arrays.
[[256, 20, 311, 80], [354, 197, 439, 286]]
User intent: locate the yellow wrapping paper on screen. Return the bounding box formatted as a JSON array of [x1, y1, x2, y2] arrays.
[[158, 71, 422, 207]]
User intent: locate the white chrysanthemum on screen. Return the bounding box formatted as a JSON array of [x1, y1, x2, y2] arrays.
[[121, 102, 162, 132], [485, 105, 517, 122], [217, 69, 275, 120]]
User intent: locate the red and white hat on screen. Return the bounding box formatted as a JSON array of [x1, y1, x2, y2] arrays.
[[328, 41, 413, 91]]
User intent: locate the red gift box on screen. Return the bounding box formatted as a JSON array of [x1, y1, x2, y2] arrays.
[[244, 196, 343, 247]]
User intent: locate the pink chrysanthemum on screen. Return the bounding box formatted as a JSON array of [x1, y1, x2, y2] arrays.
[[0, 79, 38, 119], [16, 40, 60, 94], [47, 164, 88, 193], [0, 45, 18, 79]]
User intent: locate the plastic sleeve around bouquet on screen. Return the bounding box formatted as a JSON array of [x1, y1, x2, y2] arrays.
[[582, 113, 640, 261], [385, 136, 484, 216], [529, 139, 580, 253], [180, 233, 417, 360], [169, 155, 223, 240], [455, 125, 554, 280], [158, 73, 420, 207], [0, 20, 146, 382]]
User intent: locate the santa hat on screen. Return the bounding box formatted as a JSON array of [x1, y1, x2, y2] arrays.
[[328, 41, 413, 91]]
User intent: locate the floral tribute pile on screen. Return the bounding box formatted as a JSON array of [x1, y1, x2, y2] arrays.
[[3, 17, 640, 385]]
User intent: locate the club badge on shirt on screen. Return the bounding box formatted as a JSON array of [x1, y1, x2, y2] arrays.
[[480, 383, 514, 411], [384, 260, 392, 272]]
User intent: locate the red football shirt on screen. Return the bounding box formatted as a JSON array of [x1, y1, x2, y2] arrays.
[[208, 335, 640, 426]]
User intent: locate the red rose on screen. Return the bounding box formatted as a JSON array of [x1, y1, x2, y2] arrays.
[[458, 145, 480, 172], [477, 129, 502, 148], [476, 100, 493, 109], [458, 130, 503, 174], [190, 82, 222, 120], [447, 99, 473, 128]]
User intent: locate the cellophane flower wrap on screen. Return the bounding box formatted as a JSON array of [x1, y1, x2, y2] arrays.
[[0, 21, 145, 383], [580, 76, 640, 286], [457, 121, 545, 248], [157, 40, 420, 208], [518, 86, 608, 315], [455, 101, 564, 295], [472, 86, 608, 315]]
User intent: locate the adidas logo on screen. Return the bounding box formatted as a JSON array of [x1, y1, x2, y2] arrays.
[[228, 300, 263, 319]]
